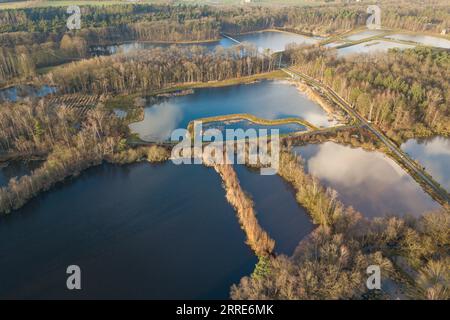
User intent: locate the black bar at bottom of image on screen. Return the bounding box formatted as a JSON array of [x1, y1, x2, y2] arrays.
[[1, 299, 446, 318]]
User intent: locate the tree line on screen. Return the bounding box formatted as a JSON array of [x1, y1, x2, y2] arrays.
[[284, 45, 450, 141], [45, 44, 278, 95], [1, 2, 448, 36], [213, 163, 275, 257], [0, 19, 220, 85]]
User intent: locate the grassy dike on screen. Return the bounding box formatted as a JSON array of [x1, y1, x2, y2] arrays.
[[148, 70, 287, 96], [186, 113, 318, 136]]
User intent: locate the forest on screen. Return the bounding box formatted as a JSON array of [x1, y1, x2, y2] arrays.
[[45, 44, 278, 94], [1, 2, 448, 35], [285, 45, 450, 140], [1, 1, 449, 84]]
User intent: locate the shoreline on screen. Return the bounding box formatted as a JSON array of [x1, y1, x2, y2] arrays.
[[147, 70, 287, 96], [230, 28, 319, 39], [93, 38, 222, 47], [292, 80, 346, 123]]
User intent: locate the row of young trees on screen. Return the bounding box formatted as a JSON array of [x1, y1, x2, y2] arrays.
[[231, 151, 449, 300], [46, 44, 278, 94], [213, 163, 275, 257], [285, 45, 450, 140]]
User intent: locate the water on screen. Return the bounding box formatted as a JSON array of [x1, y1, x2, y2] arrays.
[[91, 39, 232, 56], [113, 109, 128, 119], [130, 81, 334, 142], [337, 40, 415, 57], [0, 162, 257, 299], [0, 85, 56, 102], [0, 161, 42, 188], [235, 31, 318, 53], [293, 142, 440, 218], [345, 30, 385, 41], [90, 31, 317, 56], [325, 41, 345, 48], [203, 119, 306, 137], [385, 34, 450, 49], [235, 165, 314, 255], [401, 136, 450, 192]]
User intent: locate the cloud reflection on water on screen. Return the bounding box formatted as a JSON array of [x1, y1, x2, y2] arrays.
[[130, 81, 334, 141], [294, 142, 440, 218], [401, 137, 450, 192]]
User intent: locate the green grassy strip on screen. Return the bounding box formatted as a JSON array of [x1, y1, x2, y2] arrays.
[[187, 113, 318, 134]]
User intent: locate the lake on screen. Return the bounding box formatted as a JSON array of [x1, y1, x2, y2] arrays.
[[293, 142, 440, 218], [385, 34, 450, 49], [90, 31, 318, 56], [130, 81, 334, 142], [235, 165, 314, 256], [0, 162, 257, 299], [401, 136, 450, 192], [234, 31, 318, 53]]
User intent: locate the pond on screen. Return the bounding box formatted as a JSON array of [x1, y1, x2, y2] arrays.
[[0, 160, 42, 188], [130, 81, 335, 142], [235, 165, 314, 256], [401, 136, 450, 192], [0, 162, 257, 299], [89, 31, 318, 56], [385, 34, 450, 49], [0, 85, 56, 102], [293, 142, 440, 218], [337, 40, 415, 57]]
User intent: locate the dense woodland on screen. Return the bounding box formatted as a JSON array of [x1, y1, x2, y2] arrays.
[[46, 45, 278, 94], [213, 163, 275, 257], [285, 46, 450, 140]]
